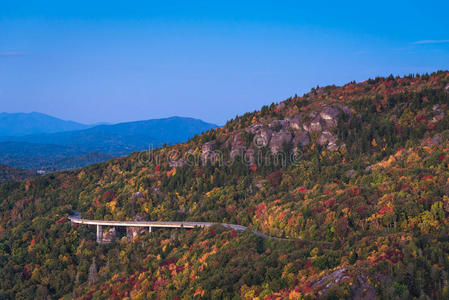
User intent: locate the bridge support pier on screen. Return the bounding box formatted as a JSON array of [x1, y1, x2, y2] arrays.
[[96, 225, 103, 243], [149, 226, 152, 233]]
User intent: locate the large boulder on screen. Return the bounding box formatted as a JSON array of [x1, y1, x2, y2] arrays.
[[270, 129, 292, 153]]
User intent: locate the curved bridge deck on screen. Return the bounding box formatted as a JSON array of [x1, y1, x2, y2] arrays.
[[68, 213, 321, 244], [69, 216, 246, 231]]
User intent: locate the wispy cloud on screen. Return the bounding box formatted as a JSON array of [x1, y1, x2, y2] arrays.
[[0, 52, 26, 56], [412, 39, 449, 45]]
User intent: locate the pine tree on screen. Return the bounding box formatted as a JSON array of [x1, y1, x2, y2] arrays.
[[88, 258, 98, 286]]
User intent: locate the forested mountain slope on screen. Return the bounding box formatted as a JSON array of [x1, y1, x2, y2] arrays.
[[1, 72, 449, 299], [0, 164, 36, 184]]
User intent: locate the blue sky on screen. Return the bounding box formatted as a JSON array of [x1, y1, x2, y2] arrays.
[[1, 1, 448, 125]]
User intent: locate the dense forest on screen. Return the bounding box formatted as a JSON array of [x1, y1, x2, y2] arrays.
[[0, 164, 36, 184], [1, 71, 449, 299]]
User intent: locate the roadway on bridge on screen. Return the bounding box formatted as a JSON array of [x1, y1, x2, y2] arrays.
[[68, 212, 328, 243]]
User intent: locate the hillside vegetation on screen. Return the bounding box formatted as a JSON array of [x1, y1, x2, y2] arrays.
[[1, 72, 449, 299], [0, 164, 36, 184]]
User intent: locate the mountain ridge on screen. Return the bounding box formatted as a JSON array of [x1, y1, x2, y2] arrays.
[[0, 112, 91, 136], [1, 71, 449, 299], [0, 116, 218, 171]]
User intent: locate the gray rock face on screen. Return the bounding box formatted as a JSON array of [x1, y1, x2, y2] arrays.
[[292, 130, 310, 151], [431, 104, 445, 123], [270, 129, 292, 153], [245, 123, 264, 134], [320, 107, 340, 120], [318, 131, 338, 150], [201, 142, 213, 153], [244, 148, 256, 164], [230, 133, 246, 160], [126, 226, 148, 241], [201, 142, 219, 164], [268, 120, 289, 131], [320, 107, 341, 129], [310, 116, 323, 132], [312, 268, 352, 297], [285, 114, 303, 130], [100, 227, 116, 244], [258, 128, 273, 146]]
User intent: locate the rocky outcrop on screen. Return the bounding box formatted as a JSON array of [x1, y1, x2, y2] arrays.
[[270, 130, 292, 153], [245, 123, 264, 134], [268, 120, 289, 131], [100, 227, 116, 244], [318, 131, 339, 150], [244, 148, 255, 164], [201, 142, 220, 164], [320, 107, 340, 128], [284, 114, 303, 130], [230, 133, 246, 160], [431, 104, 445, 123], [126, 226, 148, 241], [310, 116, 323, 132], [312, 268, 350, 296], [258, 128, 272, 146], [292, 130, 310, 152], [320, 107, 340, 121], [351, 275, 376, 300]]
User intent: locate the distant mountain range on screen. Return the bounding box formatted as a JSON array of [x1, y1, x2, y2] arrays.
[[0, 113, 218, 172], [0, 112, 91, 136]]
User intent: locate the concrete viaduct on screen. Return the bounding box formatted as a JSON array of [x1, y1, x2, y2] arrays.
[[68, 213, 247, 243], [68, 212, 323, 244]]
